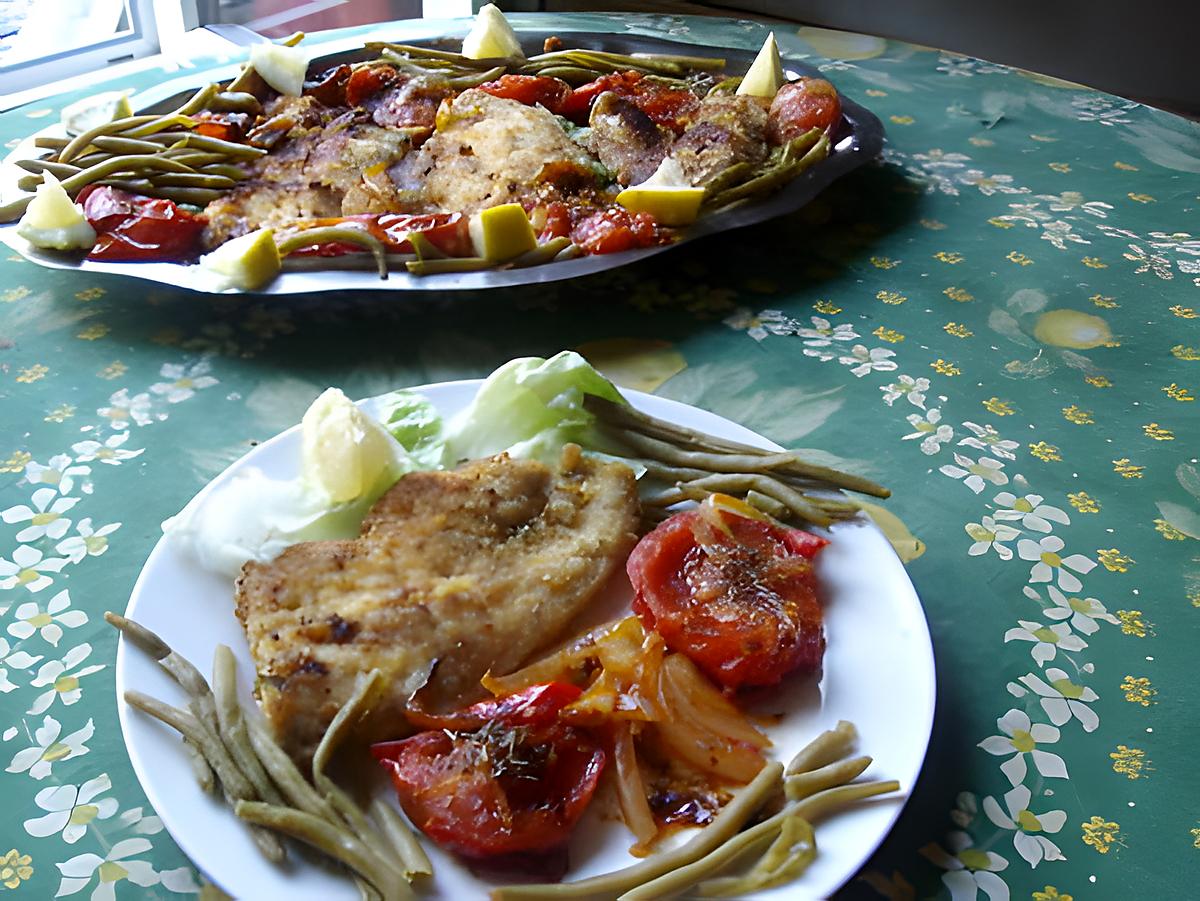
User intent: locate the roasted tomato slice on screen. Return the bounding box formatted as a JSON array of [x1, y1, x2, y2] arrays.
[[560, 70, 698, 133], [767, 78, 842, 143], [627, 497, 828, 691], [477, 74, 572, 115], [346, 64, 398, 107], [78, 186, 207, 262], [372, 683, 606, 858], [284, 212, 473, 258], [571, 206, 665, 255]]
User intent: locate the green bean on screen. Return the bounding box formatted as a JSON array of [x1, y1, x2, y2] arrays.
[[585, 395, 890, 497], [126, 84, 218, 139], [366, 41, 505, 67], [99, 182, 225, 206], [623, 780, 899, 900], [141, 131, 266, 158], [446, 65, 507, 89], [707, 133, 829, 209], [528, 65, 605, 84], [147, 172, 237, 189], [407, 232, 446, 260], [55, 153, 192, 196], [91, 135, 169, 155], [554, 242, 583, 261], [278, 226, 388, 279], [744, 489, 789, 520], [15, 174, 40, 192], [280, 31, 305, 47], [209, 91, 263, 114], [125, 113, 200, 138], [697, 814, 815, 896], [124, 690, 286, 863], [612, 429, 816, 477], [785, 756, 872, 801], [226, 64, 260, 94], [162, 151, 228, 167], [368, 797, 433, 879], [371, 52, 462, 73], [706, 76, 743, 96], [241, 710, 338, 822], [57, 115, 160, 163], [405, 256, 491, 276], [34, 136, 70, 150], [212, 645, 285, 806], [701, 161, 755, 196], [15, 158, 78, 177], [511, 236, 573, 268], [490, 762, 784, 900], [235, 801, 413, 901], [676, 473, 834, 527], [198, 163, 250, 180], [787, 720, 858, 775], [181, 737, 216, 793]]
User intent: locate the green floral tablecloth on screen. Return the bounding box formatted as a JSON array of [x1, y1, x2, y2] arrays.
[[2, 12, 1198, 900]]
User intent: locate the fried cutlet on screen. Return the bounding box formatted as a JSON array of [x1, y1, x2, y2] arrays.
[[234, 446, 639, 762]]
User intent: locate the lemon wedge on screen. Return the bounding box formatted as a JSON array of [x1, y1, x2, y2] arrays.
[[616, 184, 705, 226], [301, 388, 407, 504], [250, 42, 308, 96], [61, 91, 133, 136], [461, 3, 524, 60], [199, 227, 281, 291], [737, 32, 785, 98], [469, 203, 538, 261], [16, 171, 96, 251]]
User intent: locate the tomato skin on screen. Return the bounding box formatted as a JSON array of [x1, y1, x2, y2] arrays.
[[285, 212, 473, 258], [768, 78, 842, 143], [628, 509, 828, 691], [571, 206, 665, 255], [371, 683, 605, 859], [346, 65, 397, 108], [561, 71, 699, 133], [477, 74, 572, 115], [79, 186, 208, 262]]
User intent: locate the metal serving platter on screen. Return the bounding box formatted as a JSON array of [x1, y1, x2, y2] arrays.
[[0, 27, 884, 294]]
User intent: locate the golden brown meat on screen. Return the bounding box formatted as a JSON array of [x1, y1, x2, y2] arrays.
[[669, 93, 770, 187], [586, 92, 673, 187], [234, 448, 639, 762]]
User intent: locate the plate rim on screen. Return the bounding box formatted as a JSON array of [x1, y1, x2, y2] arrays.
[[0, 26, 885, 294], [115, 379, 936, 897]]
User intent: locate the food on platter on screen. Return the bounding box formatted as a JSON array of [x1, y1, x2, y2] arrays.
[[2, 7, 848, 287], [117, 352, 902, 896], [235, 447, 639, 762]]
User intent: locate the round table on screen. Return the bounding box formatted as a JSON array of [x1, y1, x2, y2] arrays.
[[1, 12, 1197, 900]]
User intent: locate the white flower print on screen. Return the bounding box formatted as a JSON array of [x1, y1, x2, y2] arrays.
[[0, 637, 43, 693], [919, 830, 1009, 901], [965, 516, 1020, 560], [796, 316, 859, 349], [71, 432, 144, 466], [1038, 219, 1089, 251], [935, 53, 1009, 77], [98, 389, 156, 429], [23, 454, 91, 496], [6, 715, 95, 779], [880, 375, 930, 409], [903, 408, 954, 454], [1018, 668, 1100, 731], [56, 519, 121, 565], [983, 785, 1067, 868], [978, 709, 1068, 786], [1024, 585, 1119, 636], [722, 308, 798, 341], [1004, 619, 1087, 666], [950, 791, 978, 829], [993, 491, 1069, 533], [1072, 94, 1139, 126], [957, 169, 1028, 196], [55, 838, 161, 900], [23, 773, 118, 843], [1017, 535, 1096, 592], [940, 453, 1009, 494], [958, 422, 1019, 461], [1, 488, 80, 542], [1035, 191, 1112, 218], [151, 359, 219, 403], [28, 643, 106, 714], [1123, 243, 1173, 279], [8, 590, 87, 646], [0, 545, 69, 593], [911, 148, 971, 168], [115, 806, 165, 836], [839, 345, 898, 377]]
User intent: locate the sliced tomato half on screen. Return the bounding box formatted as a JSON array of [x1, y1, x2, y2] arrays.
[[627, 501, 828, 691]]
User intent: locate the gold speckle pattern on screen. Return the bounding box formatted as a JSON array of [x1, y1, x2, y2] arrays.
[[16, 365, 48, 384], [1049, 162, 1072, 173], [1007, 251, 1034, 266], [876, 290, 907, 305], [1110, 745, 1149, 779], [890, 114, 914, 125], [1114, 160, 1138, 171], [43, 405, 75, 423], [1169, 305, 1197, 319], [1154, 519, 1188, 540], [1033, 888, 1073, 901], [919, 218, 946, 230], [1068, 491, 1100, 513], [870, 256, 900, 269], [813, 299, 841, 314], [1086, 375, 1112, 388], [943, 286, 974, 302], [1115, 610, 1154, 637], [944, 322, 973, 338], [75, 287, 105, 302], [934, 251, 964, 264], [1030, 441, 1062, 462], [1143, 423, 1174, 440], [1098, 548, 1135, 572], [1062, 405, 1094, 424], [1112, 458, 1144, 478], [1081, 817, 1123, 854], [1128, 192, 1155, 203], [98, 361, 127, 380], [931, 359, 961, 376], [1171, 345, 1200, 361], [1119, 675, 1155, 706], [983, 397, 1014, 416], [1081, 256, 1108, 268], [873, 326, 905, 343], [1, 286, 30, 303], [1, 452, 32, 474], [1090, 294, 1119, 309], [0, 849, 33, 889], [76, 323, 110, 341]]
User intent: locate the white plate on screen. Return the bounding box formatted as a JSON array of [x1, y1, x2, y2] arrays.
[[116, 381, 936, 900]]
